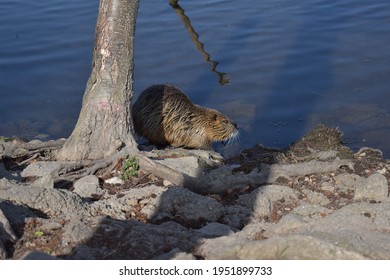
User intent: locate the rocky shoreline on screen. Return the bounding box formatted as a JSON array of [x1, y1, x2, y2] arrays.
[[0, 125, 389, 259]]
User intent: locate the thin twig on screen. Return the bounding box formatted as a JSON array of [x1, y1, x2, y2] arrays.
[[19, 153, 40, 165]]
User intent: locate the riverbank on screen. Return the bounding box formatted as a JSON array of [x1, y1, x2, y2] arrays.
[[0, 125, 389, 259]]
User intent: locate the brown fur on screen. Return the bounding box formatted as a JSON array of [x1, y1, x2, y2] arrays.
[[132, 84, 238, 150]]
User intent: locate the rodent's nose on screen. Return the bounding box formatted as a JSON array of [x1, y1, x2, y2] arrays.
[[234, 122, 239, 129]]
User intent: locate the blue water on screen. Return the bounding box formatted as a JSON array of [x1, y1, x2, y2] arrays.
[[1, 0, 389, 157]]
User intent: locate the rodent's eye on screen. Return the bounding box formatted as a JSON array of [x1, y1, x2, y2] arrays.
[[212, 114, 218, 121]]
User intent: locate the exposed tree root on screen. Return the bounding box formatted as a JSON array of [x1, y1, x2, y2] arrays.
[[0, 139, 66, 160], [55, 151, 128, 182], [1, 138, 200, 187]]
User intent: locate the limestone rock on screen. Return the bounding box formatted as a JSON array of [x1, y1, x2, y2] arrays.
[[237, 185, 300, 218], [220, 205, 252, 229], [0, 161, 21, 181], [158, 156, 201, 177], [263, 214, 308, 238], [290, 202, 390, 259], [0, 241, 7, 259], [320, 182, 336, 192], [302, 189, 330, 206], [61, 219, 95, 247], [197, 222, 236, 237], [69, 218, 202, 259], [73, 175, 104, 198], [21, 161, 61, 178], [40, 220, 63, 232], [198, 235, 366, 260], [335, 173, 363, 190], [154, 187, 225, 223], [0, 208, 17, 244], [32, 174, 54, 188], [354, 173, 389, 201], [238, 221, 272, 239], [0, 208, 17, 259], [265, 159, 354, 182], [292, 203, 333, 218], [0, 180, 89, 218]]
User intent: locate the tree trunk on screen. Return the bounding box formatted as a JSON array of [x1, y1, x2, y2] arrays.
[[57, 0, 139, 161]]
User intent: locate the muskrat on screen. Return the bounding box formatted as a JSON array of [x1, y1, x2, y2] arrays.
[[132, 84, 239, 150]]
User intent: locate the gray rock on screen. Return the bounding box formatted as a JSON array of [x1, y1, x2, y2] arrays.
[[302, 189, 330, 206], [21, 161, 62, 177], [207, 164, 236, 179], [14, 148, 28, 157], [0, 241, 7, 259], [208, 170, 261, 194], [73, 175, 104, 198], [335, 173, 363, 191], [0, 161, 21, 181], [158, 156, 201, 178], [0, 180, 89, 218], [377, 167, 387, 175], [220, 205, 252, 229], [0, 208, 17, 244], [0, 198, 39, 226], [264, 158, 354, 182], [32, 174, 55, 188], [197, 222, 235, 237], [61, 219, 95, 247], [28, 139, 44, 144], [143, 148, 224, 168], [237, 185, 300, 219], [292, 203, 333, 218], [354, 173, 389, 201], [32, 134, 49, 140], [69, 218, 202, 259], [0, 208, 17, 259], [238, 221, 272, 239], [155, 187, 224, 222], [320, 181, 336, 192], [263, 214, 308, 238], [316, 150, 339, 160], [197, 234, 366, 259], [159, 221, 189, 232], [291, 202, 390, 259], [39, 220, 63, 232]]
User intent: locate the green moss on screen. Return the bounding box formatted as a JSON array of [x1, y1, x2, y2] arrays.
[[287, 124, 354, 159], [121, 156, 140, 180], [0, 136, 13, 142]]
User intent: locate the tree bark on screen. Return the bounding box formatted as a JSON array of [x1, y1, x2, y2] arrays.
[[57, 0, 139, 160]]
